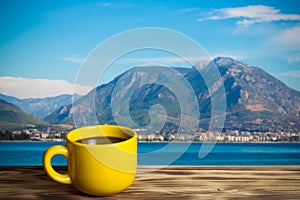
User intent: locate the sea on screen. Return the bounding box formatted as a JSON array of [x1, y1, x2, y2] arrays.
[[0, 142, 300, 166]]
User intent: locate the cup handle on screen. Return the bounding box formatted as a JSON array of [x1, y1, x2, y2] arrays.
[[43, 145, 71, 184]]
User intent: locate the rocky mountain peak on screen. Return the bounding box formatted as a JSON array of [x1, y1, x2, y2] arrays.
[[212, 57, 253, 74], [213, 56, 244, 66]]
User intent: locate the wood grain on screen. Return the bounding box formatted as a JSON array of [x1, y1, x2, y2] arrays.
[[0, 166, 300, 199]]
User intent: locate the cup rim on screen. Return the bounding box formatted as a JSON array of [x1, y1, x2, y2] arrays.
[[66, 124, 137, 147]]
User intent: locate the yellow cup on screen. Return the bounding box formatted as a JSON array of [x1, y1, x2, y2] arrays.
[[43, 125, 137, 196]]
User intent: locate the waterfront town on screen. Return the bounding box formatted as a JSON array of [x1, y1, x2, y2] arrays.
[[0, 127, 299, 142]]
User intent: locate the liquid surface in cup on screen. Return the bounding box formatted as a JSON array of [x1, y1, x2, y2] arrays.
[[76, 136, 127, 145]]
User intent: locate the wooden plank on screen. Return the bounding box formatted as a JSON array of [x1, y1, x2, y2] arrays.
[[0, 166, 300, 199]]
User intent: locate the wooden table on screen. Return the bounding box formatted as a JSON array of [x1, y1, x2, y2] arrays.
[[1, 166, 300, 199]]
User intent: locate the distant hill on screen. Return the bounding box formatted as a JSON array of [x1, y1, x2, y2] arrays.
[[0, 93, 80, 119], [45, 57, 300, 132], [0, 99, 48, 129]]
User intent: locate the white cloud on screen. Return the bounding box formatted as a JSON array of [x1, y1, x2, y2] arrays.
[[180, 8, 197, 13], [198, 5, 300, 27], [271, 25, 300, 50], [0, 77, 93, 99], [119, 3, 135, 8], [288, 53, 300, 64], [97, 2, 112, 7], [97, 2, 134, 8], [273, 70, 300, 78], [59, 57, 83, 63]]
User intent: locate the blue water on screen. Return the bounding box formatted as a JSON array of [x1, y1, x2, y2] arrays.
[[0, 142, 300, 166]]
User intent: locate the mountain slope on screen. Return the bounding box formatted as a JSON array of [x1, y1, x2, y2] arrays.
[[45, 57, 300, 132], [213, 57, 300, 115], [0, 93, 78, 118], [0, 99, 48, 129], [205, 57, 300, 131], [45, 67, 186, 128]]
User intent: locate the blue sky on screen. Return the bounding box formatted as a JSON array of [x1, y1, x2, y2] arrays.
[[0, 0, 300, 98]]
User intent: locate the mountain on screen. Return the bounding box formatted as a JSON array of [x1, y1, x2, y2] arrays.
[[45, 57, 300, 132], [45, 67, 192, 129], [0, 99, 48, 129], [0, 93, 79, 119], [206, 57, 300, 131]]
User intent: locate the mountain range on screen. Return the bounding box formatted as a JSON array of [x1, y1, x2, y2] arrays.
[[0, 99, 48, 129], [0, 93, 78, 119], [44, 57, 300, 132], [1, 57, 299, 132]]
